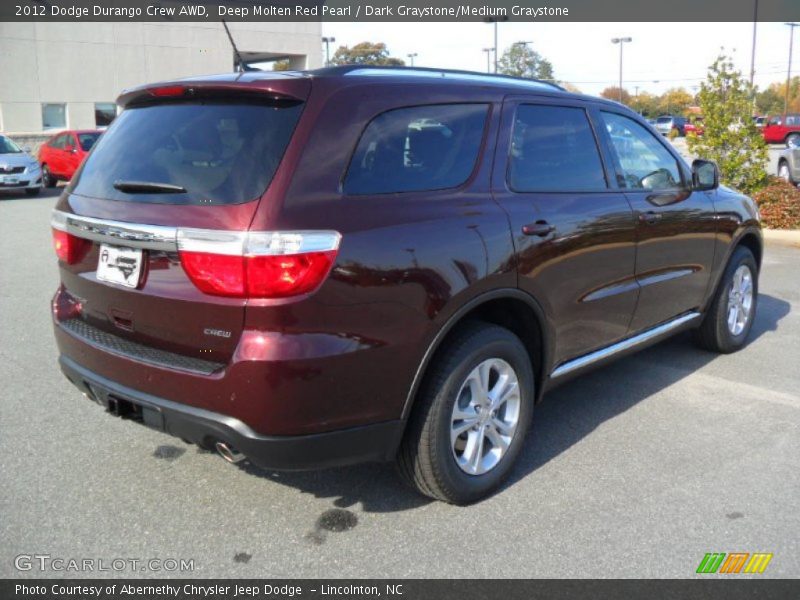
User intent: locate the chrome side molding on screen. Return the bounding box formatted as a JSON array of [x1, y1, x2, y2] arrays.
[[550, 311, 702, 379]]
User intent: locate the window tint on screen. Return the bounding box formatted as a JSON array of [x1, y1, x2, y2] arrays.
[[601, 112, 683, 191], [50, 133, 67, 150], [72, 100, 303, 205], [42, 103, 67, 129], [77, 132, 101, 152], [95, 103, 117, 127], [343, 104, 488, 195], [508, 105, 607, 192]]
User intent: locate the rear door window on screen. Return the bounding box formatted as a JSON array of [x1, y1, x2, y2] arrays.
[[72, 100, 303, 205], [77, 132, 101, 152], [507, 104, 607, 192], [343, 104, 488, 195]]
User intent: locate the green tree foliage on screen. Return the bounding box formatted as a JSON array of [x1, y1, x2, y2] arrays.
[[756, 77, 800, 115], [600, 86, 631, 104], [497, 42, 554, 81], [330, 42, 405, 66], [688, 54, 768, 194], [630, 91, 659, 117], [656, 87, 694, 115], [272, 59, 291, 71]]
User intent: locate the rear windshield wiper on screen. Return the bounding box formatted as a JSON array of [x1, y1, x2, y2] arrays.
[[113, 180, 187, 194]]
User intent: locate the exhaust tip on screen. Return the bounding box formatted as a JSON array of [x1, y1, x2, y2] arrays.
[[214, 441, 246, 464]]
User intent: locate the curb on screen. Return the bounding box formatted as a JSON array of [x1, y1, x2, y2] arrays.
[[763, 229, 800, 245]]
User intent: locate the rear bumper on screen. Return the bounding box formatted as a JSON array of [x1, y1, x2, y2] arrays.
[[60, 355, 404, 471]]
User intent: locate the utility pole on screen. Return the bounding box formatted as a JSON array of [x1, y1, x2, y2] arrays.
[[407, 53, 418, 66], [750, 0, 759, 89], [785, 23, 799, 116], [611, 37, 632, 103], [322, 36, 335, 67]]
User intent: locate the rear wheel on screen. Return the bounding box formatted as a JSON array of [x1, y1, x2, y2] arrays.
[[397, 322, 534, 504], [694, 246, 758, 353], [42, 165, 56, 188], [786, 133, 800, 148]]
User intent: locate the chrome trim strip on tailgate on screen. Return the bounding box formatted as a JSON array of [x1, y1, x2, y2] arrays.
[[550, 311, 701, 379], [51, 210, 178, 251]]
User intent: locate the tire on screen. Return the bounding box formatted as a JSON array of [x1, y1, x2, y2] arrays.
[[396, 321, 534, 504], [694, 246, 758, 354], [786, 133, 800, 148], [41, 165, 56, 188], [25, 188, 41, 197], [778, 160, 794, 184]]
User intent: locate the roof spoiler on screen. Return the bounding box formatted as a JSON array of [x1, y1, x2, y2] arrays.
[[117, 79, 310, 109]]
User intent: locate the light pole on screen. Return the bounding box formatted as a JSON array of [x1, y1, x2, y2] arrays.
[[484, 16, 508, 73], [407, 52, 418, 67], [750, 0, 759, 89], [611, 37, 632, 103], [785, 23, 800, 116], [322, 36, 335, 67], [483, 48, 494, 74]]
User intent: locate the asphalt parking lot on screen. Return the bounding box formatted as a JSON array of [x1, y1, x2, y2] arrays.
[[1, 188, 799, 578]]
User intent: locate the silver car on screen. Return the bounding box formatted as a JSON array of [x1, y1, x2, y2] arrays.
[[777, 147, 800, 185], [0, 135, 42, 196]]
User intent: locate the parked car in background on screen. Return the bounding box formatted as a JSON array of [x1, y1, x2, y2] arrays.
[[0, 134, 42, 196], [762, 114, 800, 147], [777, 147, 800, 184], [684, 117, 704, 137], [655, 115, 687, 136], [38, 130, 102, 187], [51, 67, 762, 504], [753, 116, 767, 128]]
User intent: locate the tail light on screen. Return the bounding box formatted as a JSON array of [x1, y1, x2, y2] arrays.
[[51, 212, 90, 264], [177, 229, 341, 299]]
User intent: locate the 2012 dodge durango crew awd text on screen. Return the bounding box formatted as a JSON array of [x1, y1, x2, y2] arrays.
[[51, 67, 762, 504]]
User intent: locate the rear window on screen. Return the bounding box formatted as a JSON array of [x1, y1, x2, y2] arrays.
[[656, 117, 672, 124], [77, 133, 101, 152], [72, 101, 303, 205], [508, 105, 607, 192], [343, 104, 488, 195]]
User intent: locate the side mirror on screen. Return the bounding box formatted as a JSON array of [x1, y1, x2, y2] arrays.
[[692, 159, 719, 191], [65, 145, 76, 154]]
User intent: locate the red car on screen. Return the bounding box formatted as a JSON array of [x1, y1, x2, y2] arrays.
[[762, 114, 800, 147], [38, 130, 102, 187], [684, 119, 704, 136]]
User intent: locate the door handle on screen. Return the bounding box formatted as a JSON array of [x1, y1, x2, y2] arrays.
[[639, 211, 662, 225], [522, 221, 555, 237]]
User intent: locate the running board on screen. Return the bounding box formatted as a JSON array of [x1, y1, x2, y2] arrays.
[[550, 312, 702, 379]]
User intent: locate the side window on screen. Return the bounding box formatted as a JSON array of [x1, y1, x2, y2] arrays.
[[507, 104, 607, 192], [343, 104, 488, 195], [50, 134, 66, 149], [601, 112, 683, 191]]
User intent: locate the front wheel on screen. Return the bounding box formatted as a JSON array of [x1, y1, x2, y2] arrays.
[[41, 165, 56, 188], [694, 246, 758, 353], [396, 322, 534, 504]]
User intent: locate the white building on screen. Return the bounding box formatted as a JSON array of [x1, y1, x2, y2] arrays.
[[0, 21, 322, 135]]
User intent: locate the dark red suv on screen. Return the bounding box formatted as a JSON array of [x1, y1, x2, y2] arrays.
[[52, 67, 762, 504]]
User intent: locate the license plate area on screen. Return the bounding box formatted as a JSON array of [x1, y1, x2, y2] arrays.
[[96, 244, 143, 288]]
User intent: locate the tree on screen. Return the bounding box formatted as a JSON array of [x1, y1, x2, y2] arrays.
[[497, 42, 554, 81], [560, 82, 583, 94], [272, 59, 291, 72], [657, 87, 694, 115], [756, 85, 784, 116], [600, 86, 631, 105], [330, 42, 405, 66], [688, 54, 768, 194], [630, 91, 659, 117]]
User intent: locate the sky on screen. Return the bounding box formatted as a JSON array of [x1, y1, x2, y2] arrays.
[[319, 21, 795, 96]]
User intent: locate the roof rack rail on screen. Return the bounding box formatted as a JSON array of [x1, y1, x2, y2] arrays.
[[308, 65, 565, 91]]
